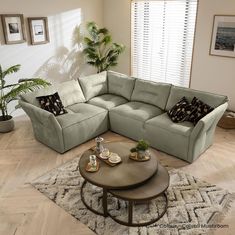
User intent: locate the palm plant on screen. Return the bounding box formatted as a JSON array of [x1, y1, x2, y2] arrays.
[[0, 64, 50, 121], [83, 22, 125, 73]]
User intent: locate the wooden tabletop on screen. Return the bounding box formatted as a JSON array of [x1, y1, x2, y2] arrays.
[[79, 142, 159, 189]]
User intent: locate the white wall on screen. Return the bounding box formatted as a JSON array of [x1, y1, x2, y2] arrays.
[[190, 0, 235, 111], [0, 0, 103, 116], [103, 0, 131, 75], [103, 0, 235, 111]]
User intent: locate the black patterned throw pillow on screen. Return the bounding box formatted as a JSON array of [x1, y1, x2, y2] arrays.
[[36, 92, 67, 116], [167, 97, 195, 123], [188, 97, 214, 125]]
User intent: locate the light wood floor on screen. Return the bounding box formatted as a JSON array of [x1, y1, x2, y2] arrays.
[[0, 116, 235, 235]]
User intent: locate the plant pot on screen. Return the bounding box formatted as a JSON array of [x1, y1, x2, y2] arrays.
[[137, 150, 146, 160], [0, 116, 15, 133]]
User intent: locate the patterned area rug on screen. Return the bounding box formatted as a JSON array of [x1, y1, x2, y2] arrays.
[[31, 157, 234, 235]]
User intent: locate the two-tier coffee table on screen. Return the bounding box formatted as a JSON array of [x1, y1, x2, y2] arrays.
[[79, 141, 169, 226]]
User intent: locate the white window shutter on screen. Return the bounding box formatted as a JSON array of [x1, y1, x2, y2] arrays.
[[131, 0, 198, 87]]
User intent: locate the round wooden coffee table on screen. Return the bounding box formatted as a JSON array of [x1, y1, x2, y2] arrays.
[[79, 141, 169, 226]]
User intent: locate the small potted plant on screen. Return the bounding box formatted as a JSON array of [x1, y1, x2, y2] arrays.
[[136, 139, 149, 159], [0, 64, 50, 133]]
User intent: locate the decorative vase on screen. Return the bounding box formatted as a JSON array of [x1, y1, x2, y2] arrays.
[[0, 116, 14, 133], [95, 136, 104, 154]]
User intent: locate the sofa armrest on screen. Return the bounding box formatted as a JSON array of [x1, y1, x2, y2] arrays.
[[191, 102, 228, 138], [19, 100, 61, 129], [188, 102, 228, 162]]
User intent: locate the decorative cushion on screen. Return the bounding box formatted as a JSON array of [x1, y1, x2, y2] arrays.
[[79, 71, 107, 101], [188, 97, 214, 125], [167, 97, 195, 123], [131, 79, 172, 110], [108, 71, 135, 100], [36, 92, 67, 116]]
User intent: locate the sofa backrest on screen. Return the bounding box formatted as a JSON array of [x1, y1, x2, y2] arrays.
[[131, 79, 172, 110], [79, 71, 107, 101], [20, 80, 86, 107], [107, 71, 135, 100], [166, 85, 228, 111]]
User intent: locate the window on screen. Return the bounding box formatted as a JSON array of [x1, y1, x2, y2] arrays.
[[131, 0, 198, 87]]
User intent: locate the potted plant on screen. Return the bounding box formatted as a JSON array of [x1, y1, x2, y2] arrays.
[[0, 64, 50, 133], [83, 21, 125, 73], [130, 140, 150, 159]]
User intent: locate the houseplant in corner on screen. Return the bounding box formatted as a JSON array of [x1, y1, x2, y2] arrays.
[[0, 64, 50, 133], [83, 21, 125, 73]]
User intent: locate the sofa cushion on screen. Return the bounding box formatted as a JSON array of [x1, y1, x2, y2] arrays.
[[167, 97, 195, 123], [166, 86, 228, 111], [20, 80, 85, 107], [188, 97, 214, 125], [88, 94, 128, 110], [146, 112, 194, 137], [57, 103, 107, 128], [79, 71, 107, 101], [145, 113, 194, 161], [56, 103, 108, 151], [131, 79, 171, 110], [109, 102, 163, 140], [57, 80, 86, 107], [108, 71, 135, 100], [110, 102, 163, 122], [36, 92, 67, 116]]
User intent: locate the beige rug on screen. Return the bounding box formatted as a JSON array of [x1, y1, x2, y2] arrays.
[[31, 157, 234, 235]]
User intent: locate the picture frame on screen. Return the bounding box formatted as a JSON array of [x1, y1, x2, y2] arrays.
[[1, 14, 26, 44], [28, 17, 49, 45], [210, 15, 235, 58]]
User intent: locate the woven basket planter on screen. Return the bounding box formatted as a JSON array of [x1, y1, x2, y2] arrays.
[[218, 111, 235, 129]]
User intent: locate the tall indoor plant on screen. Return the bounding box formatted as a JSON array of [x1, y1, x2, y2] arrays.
[[83, 22, 125, 73], [0, 64, 50, 133]]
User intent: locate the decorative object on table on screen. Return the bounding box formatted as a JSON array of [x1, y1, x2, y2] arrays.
[[28, 17, 50, 45], [100, 148, 110, 159], [86, 155, 99, 172], [32, 156, 235, 235], [210, 15, 235, 58], [0, 64, 50, 133], [95, 136, 104, 154], [129, 139, 151, 161], [218, 110, 235, 129], [83, 21, 125, 73], [1, 14, 26, 44], [108, 152, 121, 164]]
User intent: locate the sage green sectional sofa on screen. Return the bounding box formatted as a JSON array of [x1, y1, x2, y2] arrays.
[[19, 71, 228, 163]]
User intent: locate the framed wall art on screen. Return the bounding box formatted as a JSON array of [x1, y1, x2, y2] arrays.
[[1, 14, 26, 44], [210, 15, 235, 58], [28, 17, 50, 45]]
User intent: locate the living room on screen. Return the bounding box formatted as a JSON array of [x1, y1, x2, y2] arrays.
[[0, 0, 235, 234]]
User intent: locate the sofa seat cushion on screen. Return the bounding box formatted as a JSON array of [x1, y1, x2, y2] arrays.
[[88, 94, 128, 110], [109, 102, 163, 140], [57, 103, 107, 128], [146, 112, 194, 137], [111, 102, 163, 122], [144, 113, 194, 161]]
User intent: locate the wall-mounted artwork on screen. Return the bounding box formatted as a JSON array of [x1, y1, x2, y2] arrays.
[[28, 17, 49, 45], [210, 15, 235, 58], [1, 14, 26, 44]]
